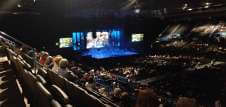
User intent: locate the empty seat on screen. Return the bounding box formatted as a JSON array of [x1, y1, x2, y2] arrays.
[[13, 58, 24, 75], [47, 70, 67, 90], [37, 74, 48, 85], [51, 99, 62, 107], [38, 68, 48, 78], [12, 58, 22, 77], [52, 100, 73, 107], [50, 85, 70, 105], [14, 59, 31, 97], [22, 60, 32, 70], [19, 69, 30, 96], [84, 92, 107, 107], [46, 70, 107, 107], [36, 81, 53, 107], [24, 71, 38, 105], [66, 72, 79, 82], [64, 104, 73, 107], [22, 54, 35, 68], [65, 81, 106, 107]]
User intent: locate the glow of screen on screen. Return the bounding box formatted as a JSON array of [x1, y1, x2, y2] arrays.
[[86, 32, 109, 49], [132, 34, 144, 42], [59, 38, 72, 48], [86, 32, 93, 49]]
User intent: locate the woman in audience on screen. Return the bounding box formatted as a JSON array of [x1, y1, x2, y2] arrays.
[[58, 58, 71, 77], [44, 56, 54, 69], [57, 58, 78, 82], [39, 51, 49, 65], [52, 55, 63, 73]]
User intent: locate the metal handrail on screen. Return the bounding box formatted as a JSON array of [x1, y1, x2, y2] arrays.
[[0, 31, 33, 49]]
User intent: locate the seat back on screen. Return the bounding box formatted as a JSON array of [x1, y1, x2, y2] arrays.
[[25, 71, 38, 105], [50, 85, 70, 105], [36, 81, 53, 107], [37, 74, 48, 86], [13, 57, 24, 75], [64, 104, 73, 107], [65, 81, 106, 107], [38, 68, 48, 78], [47, 70, 67, 90], [51, 99, 62, 107]]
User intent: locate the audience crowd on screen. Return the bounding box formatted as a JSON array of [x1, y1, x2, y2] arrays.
[[23, 43, 226, 107]]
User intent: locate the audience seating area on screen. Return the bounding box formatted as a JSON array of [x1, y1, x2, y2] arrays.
[[1, 22, 226, 107], [0, 34, 118, 107]]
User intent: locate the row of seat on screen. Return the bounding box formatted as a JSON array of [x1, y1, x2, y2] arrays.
[[22, 49, 119, 107], [38, 67, 110, 107], [8, 51, 73, 107], [7, 48, 117, 107]]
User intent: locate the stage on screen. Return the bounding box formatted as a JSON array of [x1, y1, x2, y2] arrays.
[[82, 47, 138, 59]]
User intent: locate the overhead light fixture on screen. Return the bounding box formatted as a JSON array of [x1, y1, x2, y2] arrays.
[[203, 2, 211, 8], [17, 4, 22, 8], [134, 8, 140, 14], [204, 5, 209, 8], [187, 8, 193, 11], [12, 12, 19, 15], [205, 2, 211, 6]]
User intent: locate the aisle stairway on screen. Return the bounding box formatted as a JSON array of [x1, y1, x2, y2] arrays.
[[0, 46, 26, 107]]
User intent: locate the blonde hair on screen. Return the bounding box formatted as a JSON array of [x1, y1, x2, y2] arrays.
[[54, 55, 63, 66], [59, 58, 68, 69]]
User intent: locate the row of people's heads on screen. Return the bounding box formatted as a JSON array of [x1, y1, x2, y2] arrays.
[[135, 87, 198, 107], [53, 55, 69, 69], [41, 53, 69, 69]]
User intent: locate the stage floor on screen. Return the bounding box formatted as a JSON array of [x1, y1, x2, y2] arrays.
[[82, 48, 138, 59]]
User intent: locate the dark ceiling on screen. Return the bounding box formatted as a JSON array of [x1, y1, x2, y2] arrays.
[[0, 0, 226, 17], [48, 0, 226, 10]]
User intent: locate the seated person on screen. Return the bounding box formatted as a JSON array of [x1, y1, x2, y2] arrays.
[[44, 56, 54, 69], [85, 77, 95, 91], [52, 55, 63, 73], [39, 52, 49, 65], [58, 58, 76, 80], [111, 87, 122, 103]]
